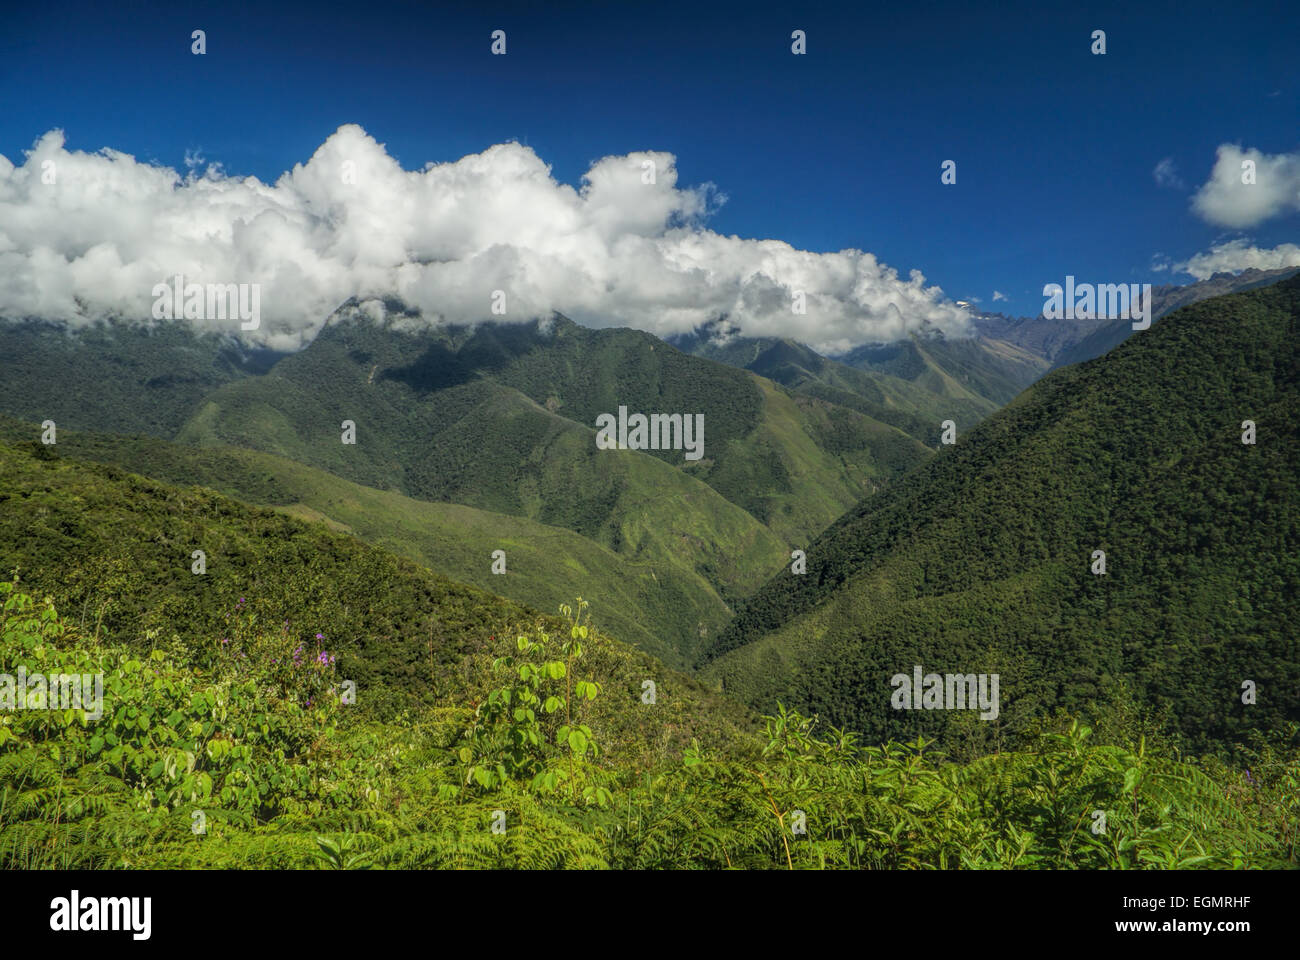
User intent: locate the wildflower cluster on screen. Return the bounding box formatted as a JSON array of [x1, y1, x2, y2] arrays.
[[215, 598, 339, 709]]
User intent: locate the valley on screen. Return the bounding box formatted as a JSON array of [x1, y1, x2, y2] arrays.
[[1, 272, 1296, 872]]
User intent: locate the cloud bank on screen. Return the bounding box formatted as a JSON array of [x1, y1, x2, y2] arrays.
[[0, 125, 973, 353], [1173, 239, 1300, 280], [1191, 144, 1300, 228]]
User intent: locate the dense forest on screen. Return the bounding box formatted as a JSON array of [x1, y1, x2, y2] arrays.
[[704, 276, 1300, 758]]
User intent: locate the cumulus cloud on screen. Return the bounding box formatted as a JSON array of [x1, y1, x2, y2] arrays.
[[0, 125, 973, 352], [1190, 144, 1300, 228], [1153, 157, 1184, 190], [991, 290, 1007, 302], [1173, 239, 1300, 279]]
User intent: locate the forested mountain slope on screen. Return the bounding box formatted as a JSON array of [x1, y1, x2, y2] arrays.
[[1049, 266, 1300, 372], [671, 326, 1046, 444], [0, 416, 734, 667], [0, 318, 283, 436], [0, 434, 757, 754], [175, 307, 931, 548], [703, 275, 1300, 755], [0, 306, 940, 664]]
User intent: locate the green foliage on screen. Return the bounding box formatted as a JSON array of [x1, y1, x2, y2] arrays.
[[2, 585, 1294, 870], [312, 834, 373, 870], [455, 599, 611, 807]]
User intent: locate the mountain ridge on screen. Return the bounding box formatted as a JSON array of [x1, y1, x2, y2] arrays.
[[701, 273, 1300, 754]]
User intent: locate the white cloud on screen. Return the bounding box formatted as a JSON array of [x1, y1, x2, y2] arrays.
[[1153, 157, 1184, 190], [0, 126, 973, 352], [1173, 239, 1300, 279], [991, 290, 1007, 302], [1190, 144, 1300, 228]]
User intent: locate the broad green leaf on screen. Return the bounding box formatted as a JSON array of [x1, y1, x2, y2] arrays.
[[568, 729, 588, 756]]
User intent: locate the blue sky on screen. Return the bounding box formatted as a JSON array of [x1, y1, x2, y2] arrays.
[[1, 0, 1297, 326]]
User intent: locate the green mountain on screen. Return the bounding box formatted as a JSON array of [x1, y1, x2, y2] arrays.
[[969, 309, 1109, 364], [1049, 266, 1300, 372], [0, 308, 942, 664], [836, 333, 1046, 410], [0, 416, 733, 668], [174, 307, 931, 547], [0, 432, 756, 750], [670, 327, 1047, 445], [702, 275, 1300, 755], [0, 318, 282, 437], [2, 301, 1296, 870], [906, 335, 1049, 406]]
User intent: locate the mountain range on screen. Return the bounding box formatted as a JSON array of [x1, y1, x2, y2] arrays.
[[1, 301, 998, 666], [1, 270, 1296, 752]]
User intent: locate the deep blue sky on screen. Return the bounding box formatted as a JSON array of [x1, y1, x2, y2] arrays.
[[2, 0, 1296, 319]]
